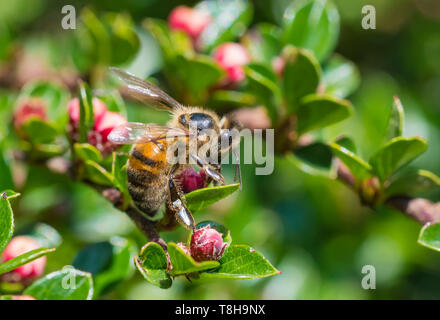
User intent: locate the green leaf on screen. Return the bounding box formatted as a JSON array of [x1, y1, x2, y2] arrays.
[[0, 196, 14, 254], [74, 143, 102, 163], [168, 242, 219, 276], [135, 242, 171, 289], [0, 147, 14, 191], [334, 136, 356, 153], [184, 183, 240, 213], [329, 143, 373, 182], [175, 55, 224, 95], [244, 65, 280, 123], [202, 245, 280, 279], [297, 94, 353, 135], [418, 223, 440, 252], [0, 248, 55, 275], [197, 0, 253, 51], [73, 236, 135, 296], [112, 152, 130, 208], [323, 54, 360, 98], [83, 160, 114, 186], [78, 82, 94, 143], [143, 18, 178, 60], [21, 118, 59, 144], [386, 96, 404, 140], [385, 170, 440, 198], [369, 137, 428, 182], [242, 23, 282, 65], [283, 47, 321, 113], [24, 268, 94, 300], [282, 0, 340, 62], [295, 142, 333, 172], [0, 295, 13, 300], [208, 90, 255, 110]]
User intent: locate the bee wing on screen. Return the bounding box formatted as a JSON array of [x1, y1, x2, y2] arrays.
[[108, 122, 190, 145], [110, 67, 184, 111]]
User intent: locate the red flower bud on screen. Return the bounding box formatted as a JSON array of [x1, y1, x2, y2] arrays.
[[67, 97, 107, 124], [213, 43, 250, 83], [190, 226, 227, 262], [1, 236, 46, 281], [177, 168, 206, 194], [93, 111, 127, 144], [168, 6, 211, 41], [13, 98, 47, 130]]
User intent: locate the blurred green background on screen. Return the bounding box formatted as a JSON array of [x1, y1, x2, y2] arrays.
[[1, 0, 440, 299]]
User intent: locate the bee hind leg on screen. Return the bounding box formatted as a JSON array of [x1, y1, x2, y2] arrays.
[[167, 164, 195, 230]]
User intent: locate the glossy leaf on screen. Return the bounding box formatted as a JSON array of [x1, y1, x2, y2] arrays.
[[419, 223, 440, 252], [385, 170, 440, 197], [282, 0, 340, 62], [74, 143, 102, 163], [323, 54, 360, 98], [168, 242, 219, 276], [135, 242, 171, 289], [283, 47, 321, 113], [295, 142, 334, 172], [0, 196, 14, 254], [369, 137, 428, 182], [24, 268, 94, 300], [297, 94, 353, 135], [21, 118, 59, 144], [0, 248, 55, 275], [197, 0, 253, 51], [202, 245, 280, 279], [184, 183, 240, 213], [18, 223, 62, 248], [244, 65, 280, 123], [242, 23, 282, 65], [330, 143, 373, 182], [386, 96, 404, 140], [84, 160, 114, 186]]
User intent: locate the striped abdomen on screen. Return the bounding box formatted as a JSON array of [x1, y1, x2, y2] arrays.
[[127, 142, 171, 217]]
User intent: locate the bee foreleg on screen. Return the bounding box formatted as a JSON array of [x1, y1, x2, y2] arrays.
[[168, 165, 195, 230], [190, 154, 225, 185]]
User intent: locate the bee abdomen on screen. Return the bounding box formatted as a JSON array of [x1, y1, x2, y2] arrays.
[[127, 166, 168, 217]]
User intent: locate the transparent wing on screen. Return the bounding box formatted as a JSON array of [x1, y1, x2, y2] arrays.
[[110, 67, 184, 111], [108, 122, 190, 145]]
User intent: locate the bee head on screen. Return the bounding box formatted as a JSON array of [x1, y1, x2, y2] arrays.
[[179, 112, 215, 132]]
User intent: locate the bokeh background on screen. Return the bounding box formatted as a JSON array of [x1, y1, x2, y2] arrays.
[[1, 0, 440, 299]]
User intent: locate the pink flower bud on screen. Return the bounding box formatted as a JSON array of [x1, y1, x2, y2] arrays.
[[1, 236, 46, 281], [168, 6, 211, 41], [67, 97, 108, 124], [190, 226, 227, 262], [177, 168, 206, 194], [213, 43, 250, 83], [93, 111, 127, 144], [12, 295, 36, 300], [13, 98, 47, 130]]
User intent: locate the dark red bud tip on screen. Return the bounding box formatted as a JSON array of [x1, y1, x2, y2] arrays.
[[178, 168, 206, 194], [190, 226, 227, 262]]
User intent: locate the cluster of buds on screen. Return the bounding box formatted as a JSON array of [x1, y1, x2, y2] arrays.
[[13, 98, 48, 138], [176, 168, 208, 194], [68, 97, 127, 155], [177, 226, 227, 262], [168, 6, 250, 85], [1, 236, 46, 284]]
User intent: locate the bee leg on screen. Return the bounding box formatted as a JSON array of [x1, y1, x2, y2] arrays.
[[190, 154, 225, 185], [168, 165, 195, 230]]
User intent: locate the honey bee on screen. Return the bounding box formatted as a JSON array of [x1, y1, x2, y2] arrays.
[[108, 67, 241, 230]]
